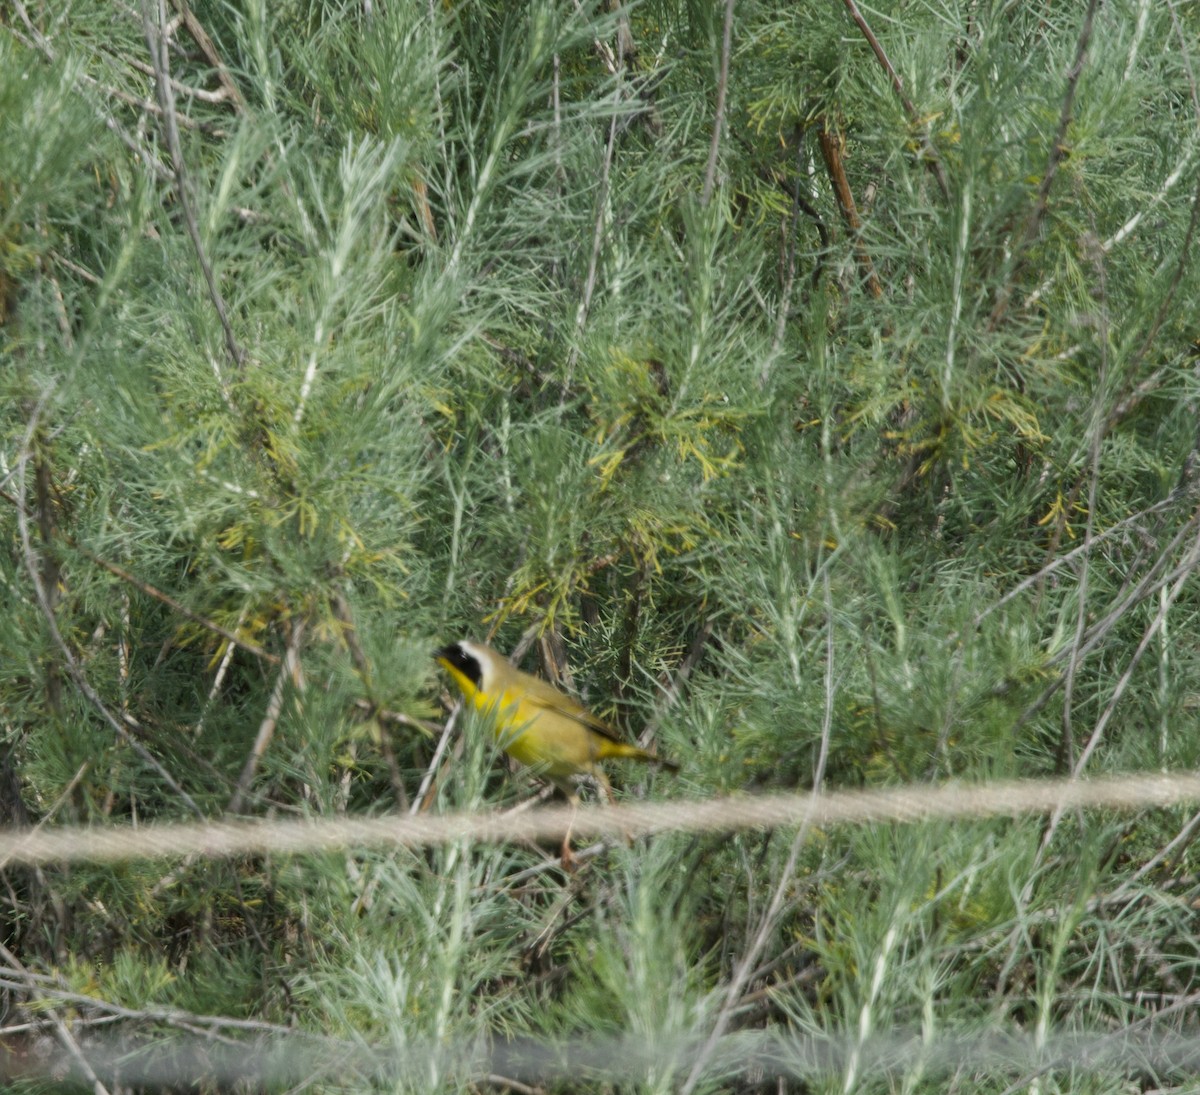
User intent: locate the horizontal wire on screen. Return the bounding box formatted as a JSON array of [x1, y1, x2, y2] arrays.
[[1, 769, 1199, 868], [6, 1022, 1200, 1088]]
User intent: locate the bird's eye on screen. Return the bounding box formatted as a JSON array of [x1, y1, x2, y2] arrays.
[[436, 643, 483, 687]]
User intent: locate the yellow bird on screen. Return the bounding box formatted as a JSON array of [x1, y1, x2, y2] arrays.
[[434, 640, 678, 800]]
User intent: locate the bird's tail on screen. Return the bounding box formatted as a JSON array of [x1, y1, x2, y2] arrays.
[[605, 742, 680, 771]]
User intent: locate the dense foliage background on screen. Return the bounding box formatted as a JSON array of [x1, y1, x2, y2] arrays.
[[3, 0, 1200, 1090]]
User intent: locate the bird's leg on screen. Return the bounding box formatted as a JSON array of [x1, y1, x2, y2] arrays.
[[560, 792, 580, 872], [597, 770, 636, 848]]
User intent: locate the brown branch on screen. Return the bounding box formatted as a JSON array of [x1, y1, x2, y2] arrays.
[[769, 133, 814, 358], [734, 128, 830, 301], [121, 55, 238, 104], [410, 173, 438, 242], [32, 432, 63, 715], [815, 119, 883, 299], [0, 484, 280, 667], [839, 0, 950, 201], [77, 70, 216, 130], [169, 0, 246, 112]]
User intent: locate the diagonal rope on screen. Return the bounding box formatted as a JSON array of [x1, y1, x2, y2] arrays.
[[2, 771, 1199, 868]]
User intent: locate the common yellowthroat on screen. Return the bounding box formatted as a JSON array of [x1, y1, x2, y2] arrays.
[[434, 640, 678, 799]]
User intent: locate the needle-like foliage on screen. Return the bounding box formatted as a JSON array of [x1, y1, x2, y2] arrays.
[[3, 0, 1200, 1091]]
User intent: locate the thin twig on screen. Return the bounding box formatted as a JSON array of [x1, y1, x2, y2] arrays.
[[48, 250, 103, 285], [995, 990, 1200, 1095], [679, 564, 834, 1095], [15, 405, 204, 818], [196, 608, 245, 738], [336, 592, 409, 809], [0, 1012, 126, 1038], [85, 550, 281, 665], [1059, 224, 1110, 774], [227, 619, 306, 814], [994, 520, 1200, 995], [770, 134, 807, 358], [484, 1076, 542, 1095], [737, 128, 830, 299], [839, 0, 950, 201], [1109, 805, 1200, 902], [1166, 1, 1199, 114], [353, 699, 441, 737], [36, 246, 76, 345], [169, 0, 246, 110], [0, 942, 112, 1095], [1123, 170, 1200, 388], [11, 0, 175, 183], [78, 70, 213, 128], [639, 617, 713, 747], [0, 486, 279, 667], [565, 45, 620, 379], [481, 839, 607, 890], [968, 496, 1182, 631], [32, 428, 64, 715], [1068, 526, 1200, 786], [411, 708, 460, 815], [989, 0, 1101, 328], [701, 0, 736, 206], [575, 0, 618, 76], [121, 55, 238, 104], [1049, 515, 1200, 671], [141, 0, 246, 375], [1003, 514, 1200, 743], [0, 968, 316, 1039]]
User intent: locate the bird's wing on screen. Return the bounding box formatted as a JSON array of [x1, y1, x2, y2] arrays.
[[515, 671, 622, 742]]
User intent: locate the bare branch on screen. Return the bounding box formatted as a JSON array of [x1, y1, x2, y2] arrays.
[[0, 942, 113, 1095], [701, 0, 735, 207], [839, 0, 950, 201], [816, 118, 883, 299], [84, 550, 281, 665], [141, 0, 246, 375], [11, 0, 174, 183], [680, 565, 834, 1095], [227, 618, 306, 815], [169, 0, 246, 111], [989, 0, 1101, 327], [15, 403, 204, 818]]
